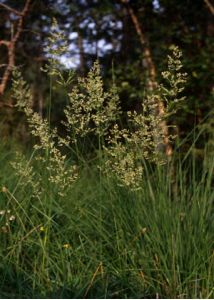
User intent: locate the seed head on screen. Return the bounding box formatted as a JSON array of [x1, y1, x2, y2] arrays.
[[2, 186, 7, 193]]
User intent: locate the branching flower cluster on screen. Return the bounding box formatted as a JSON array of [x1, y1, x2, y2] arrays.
[[104, 46, 187, 190], [64, 61, 120, 140], [42, 18, 68, 78], [0, 208, 16, 234], [11, 151, 42, 198], [12, 69, 78, 197], [160, 45, 187, 115], [11, 19, 187, 193]]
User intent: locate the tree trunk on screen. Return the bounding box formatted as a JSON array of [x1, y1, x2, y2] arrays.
[[0, 0, 31, 96], [77, 29, 85, 75], [204, 0, 214, 15], [120, 0, 173, 157]]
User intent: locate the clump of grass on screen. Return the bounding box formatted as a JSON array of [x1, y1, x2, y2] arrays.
[[0, 143, 214, 298], [0, 20, 213, 298]]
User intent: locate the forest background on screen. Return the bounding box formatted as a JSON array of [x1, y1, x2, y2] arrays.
[[0, 0, 213, 150]]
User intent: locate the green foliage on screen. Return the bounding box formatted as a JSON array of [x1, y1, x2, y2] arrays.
[[0, 142, 214, 298]]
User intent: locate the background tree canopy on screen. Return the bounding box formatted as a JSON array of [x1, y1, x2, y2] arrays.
[[0, 0, 213, 151]]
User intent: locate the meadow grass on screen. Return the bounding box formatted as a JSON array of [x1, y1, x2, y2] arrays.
[[0, 141, 214, 298], [1, 26, 213, 297]]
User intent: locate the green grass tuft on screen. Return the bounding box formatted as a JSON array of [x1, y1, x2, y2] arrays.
[[0, 142, 214, 298]]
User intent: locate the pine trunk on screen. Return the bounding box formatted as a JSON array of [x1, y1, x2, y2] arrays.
[[120, 0, 173, 157]]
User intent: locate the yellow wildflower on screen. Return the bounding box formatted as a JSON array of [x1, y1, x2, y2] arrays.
[[39, 226, 45, 232], [63, 243, 71, 249]]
